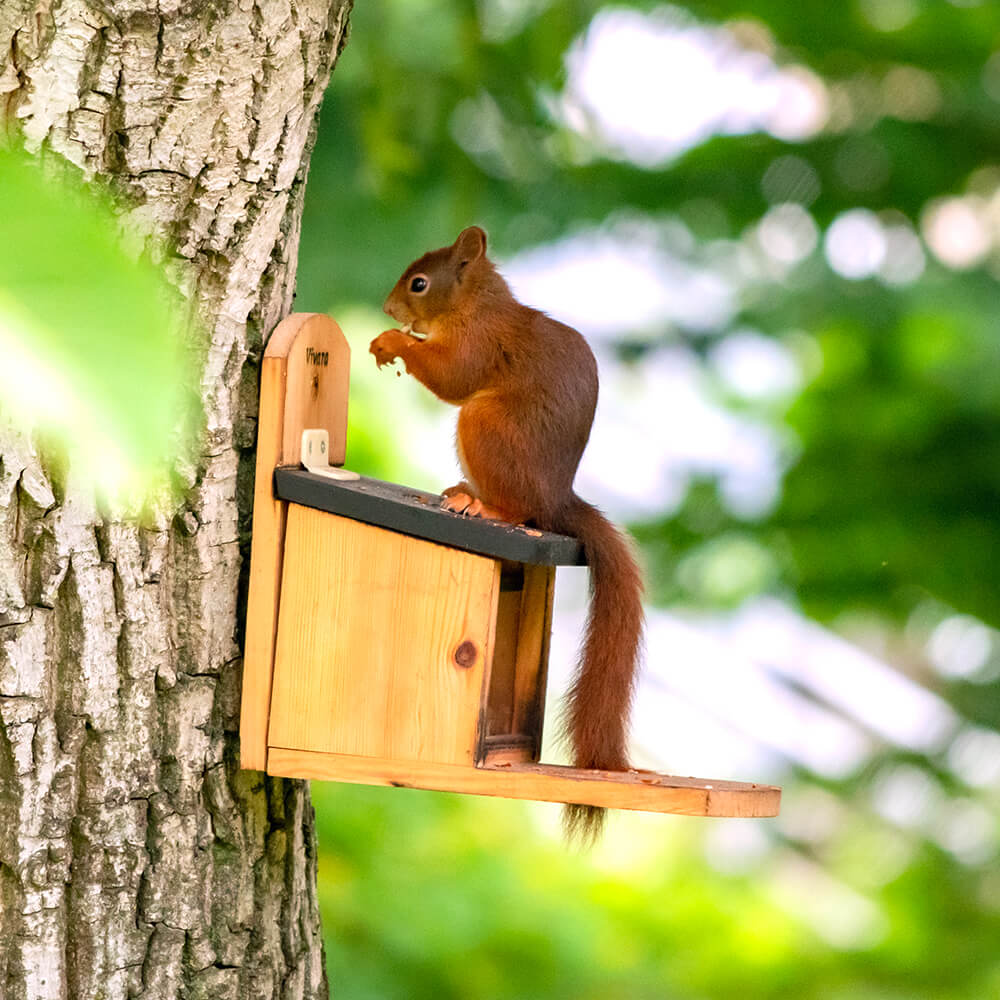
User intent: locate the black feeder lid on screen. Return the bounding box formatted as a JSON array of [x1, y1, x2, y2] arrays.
[[274, 468, 587, 567]]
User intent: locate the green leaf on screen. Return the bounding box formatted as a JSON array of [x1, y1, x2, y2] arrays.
[[0, 148, 199, 499]]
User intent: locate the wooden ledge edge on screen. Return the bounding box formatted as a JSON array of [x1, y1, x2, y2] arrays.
[[266, 747, 781, 818]]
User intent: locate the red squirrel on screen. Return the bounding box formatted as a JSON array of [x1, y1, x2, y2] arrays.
[[370, 226, 644, 839]]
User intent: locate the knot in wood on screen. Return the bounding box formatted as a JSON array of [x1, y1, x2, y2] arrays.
[[453, 640, 478, 669]]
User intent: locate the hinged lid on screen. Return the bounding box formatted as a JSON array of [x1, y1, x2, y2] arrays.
[[275, 468, 587, 566]]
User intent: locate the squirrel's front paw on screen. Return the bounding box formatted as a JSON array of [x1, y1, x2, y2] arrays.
[[369, 329, 418, 368]]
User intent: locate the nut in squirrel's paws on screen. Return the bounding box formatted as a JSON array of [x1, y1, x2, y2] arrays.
[[369, 327, 418, 369]]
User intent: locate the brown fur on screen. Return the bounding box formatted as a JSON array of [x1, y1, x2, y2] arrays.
[[372, 227, 645, 841]]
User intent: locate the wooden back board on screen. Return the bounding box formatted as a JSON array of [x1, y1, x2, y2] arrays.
[[241, 313, 350, 770]]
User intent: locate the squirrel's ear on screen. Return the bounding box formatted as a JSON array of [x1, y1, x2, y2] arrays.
[[454, 226, 487, 266]]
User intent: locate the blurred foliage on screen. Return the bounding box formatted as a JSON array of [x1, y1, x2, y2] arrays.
[[295, 1, 1000, 998], [302, 0, 1000, 632], [314, 780, 1000, 1000], [0, 147, 198, 498]]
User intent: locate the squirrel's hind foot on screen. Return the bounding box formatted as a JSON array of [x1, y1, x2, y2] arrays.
[[441, 491, 475, 514], [441, 492, 513, 522]]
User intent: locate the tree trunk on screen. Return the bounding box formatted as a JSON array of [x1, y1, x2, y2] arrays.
[[0, 2, 352, 997]]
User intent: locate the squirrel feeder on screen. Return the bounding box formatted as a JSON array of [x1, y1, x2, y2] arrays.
[[240, 312, 781, 820]]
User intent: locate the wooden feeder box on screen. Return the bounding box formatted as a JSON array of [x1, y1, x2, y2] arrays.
[[241, 314, 781, 820]]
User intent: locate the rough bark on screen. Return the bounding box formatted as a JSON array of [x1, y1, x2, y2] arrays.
[[0, 2, 351, 997]]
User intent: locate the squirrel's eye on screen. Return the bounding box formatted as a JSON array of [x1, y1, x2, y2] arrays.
[[410, 275, 428, 293]]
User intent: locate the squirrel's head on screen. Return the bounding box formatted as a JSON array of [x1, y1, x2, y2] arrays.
[[383, 226, 488, 337]]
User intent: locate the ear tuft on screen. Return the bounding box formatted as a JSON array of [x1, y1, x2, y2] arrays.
[[454, 226, 487, 266]]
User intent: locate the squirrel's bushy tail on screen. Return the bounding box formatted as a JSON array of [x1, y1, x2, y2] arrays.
[[556, 496, 644, 844]]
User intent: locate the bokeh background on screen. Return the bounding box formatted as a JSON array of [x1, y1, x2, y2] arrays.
[[295, 2, 1000, 997]]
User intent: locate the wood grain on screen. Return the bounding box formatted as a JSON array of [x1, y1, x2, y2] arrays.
[[484, 580, 521, 736], [265, 312, 352, 466], [241, 312, 350, 771], [481, 563, 553, 758], [240, 348, 289, 771], [481, 735, 536, 766], [511, 564, 555, 752], [266, 748, 782, 817], [268, 507, 501, 765]]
